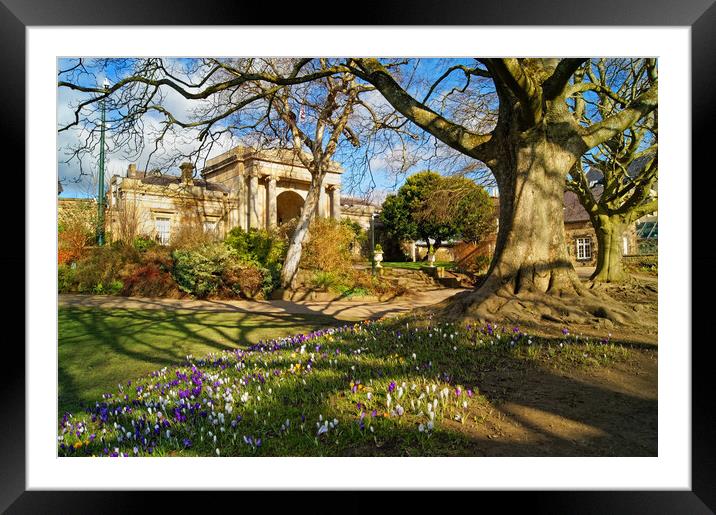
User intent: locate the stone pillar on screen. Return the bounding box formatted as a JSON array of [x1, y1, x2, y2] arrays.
[[248, 171, 259, 229], [229, 171, 246, 231], [318, 187, 327, 218], [330, 186, 341, 220], [267, 176, 277, 228]]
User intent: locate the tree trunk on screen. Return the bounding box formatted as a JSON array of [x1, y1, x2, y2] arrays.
[[440, 130, 632, 325], [280, 172, 323, 289], [486, 133, 581, 296], [590, 214, 629, 283]]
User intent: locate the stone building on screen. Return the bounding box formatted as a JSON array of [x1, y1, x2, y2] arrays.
[[563, 188, 639, 267], [105, 146, 375, 244]]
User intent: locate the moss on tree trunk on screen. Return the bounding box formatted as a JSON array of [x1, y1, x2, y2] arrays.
[[591, 214, 630, 283]]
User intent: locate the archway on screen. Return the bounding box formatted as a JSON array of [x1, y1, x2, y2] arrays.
[[276, 190, 304, 225]]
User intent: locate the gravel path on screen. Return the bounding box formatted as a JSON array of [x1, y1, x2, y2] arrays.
[[59, 288, 468, 322]]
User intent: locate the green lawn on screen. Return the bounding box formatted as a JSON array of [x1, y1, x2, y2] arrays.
[[58, 307, 339, 414], [380, 261, 455, 271]]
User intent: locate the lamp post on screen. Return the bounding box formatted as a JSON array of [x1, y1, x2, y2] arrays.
[[370, 211, 379, 276], [97, 78, 109, 246]]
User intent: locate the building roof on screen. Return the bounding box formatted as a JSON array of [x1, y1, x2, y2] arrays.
[[563, 187, 604, 223], [340, 196, 379, 208], [490, 189, 602, 224], [137, 174, 230, 193]]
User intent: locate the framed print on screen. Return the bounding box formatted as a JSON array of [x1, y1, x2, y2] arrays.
[[3, 0, 713, 512]]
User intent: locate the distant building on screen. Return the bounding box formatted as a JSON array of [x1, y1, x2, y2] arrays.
[[104, 146, 377, 244], [562, 188, 639, 266]]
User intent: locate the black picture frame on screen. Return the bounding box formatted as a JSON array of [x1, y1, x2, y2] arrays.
[[3, 1, 712, 512]]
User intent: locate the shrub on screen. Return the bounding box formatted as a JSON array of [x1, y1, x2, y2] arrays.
[[172, 243, 234, 298], [72, 244, 139, 294], [133, 236, 158, 253], [301, 218, 355, 276], [221, 262, 265, 299], [58, 264, 77, 293], [121, 263, 181, 298], [92, 280, 124, 295], [624, 255, 658, 276], [310, 271, 343, 291], [58, 200, 97, 264], [225, 227, 286, 295], [225, 228, 286, 266]]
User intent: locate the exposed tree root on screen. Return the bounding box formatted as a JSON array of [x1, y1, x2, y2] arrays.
[[428, 270, 651, 334]]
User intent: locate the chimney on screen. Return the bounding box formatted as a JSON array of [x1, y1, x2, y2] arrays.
[[127, 164, 137, 178], [180, 162, 194, 185]]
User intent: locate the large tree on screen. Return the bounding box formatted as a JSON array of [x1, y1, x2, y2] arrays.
[[345, 58, 657, 324], [565, 59, 658, 283]]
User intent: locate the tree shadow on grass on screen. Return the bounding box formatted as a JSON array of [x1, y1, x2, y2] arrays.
[[59, 303, 657, 456], [157, 327, 658, 457], [57, 306, 341, 413]]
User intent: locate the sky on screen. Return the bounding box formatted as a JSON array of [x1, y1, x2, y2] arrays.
[[56, 57, 497, 201]]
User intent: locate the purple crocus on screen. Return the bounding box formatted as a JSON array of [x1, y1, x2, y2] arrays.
[[388, 381, 396, 393]]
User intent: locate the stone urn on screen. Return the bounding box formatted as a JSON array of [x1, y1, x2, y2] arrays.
[[427, 252, 436, 267], [373, 247, 384, 268]]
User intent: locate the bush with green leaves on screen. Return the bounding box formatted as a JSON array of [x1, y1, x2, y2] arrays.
[[58, 264, 77, 293], [172, 243, 235, 298], [224, 228, 286, 294], [69, 243, 139, 294], [92, 279, 124, 295], [172, 242, 270, 299], [133, 236, 158, 253], [310, 271, 343, 291]]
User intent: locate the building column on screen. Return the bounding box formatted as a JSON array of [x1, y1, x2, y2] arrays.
[[248, 171, 259, 229], [330, 186, 341, 220], [318, 186, 327, 218], [230, 171, 246, 231], [267, 175, 277, 228]]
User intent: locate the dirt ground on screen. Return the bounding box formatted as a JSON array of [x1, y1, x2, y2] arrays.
[[445, 350, 658, 456], [455, 275, 658, 456]]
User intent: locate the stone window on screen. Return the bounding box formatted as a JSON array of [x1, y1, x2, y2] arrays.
[[576, 237, 592, 260], [155, 217, 171, 245], [203, 220, 217, 234]]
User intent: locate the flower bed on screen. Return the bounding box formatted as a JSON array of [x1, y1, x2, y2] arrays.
[[58, 317, 632, 457]]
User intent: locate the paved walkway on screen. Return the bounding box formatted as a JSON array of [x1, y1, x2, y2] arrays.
[[59, 287, 468, 322]]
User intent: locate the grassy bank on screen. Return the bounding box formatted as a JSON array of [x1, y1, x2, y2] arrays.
[[58, 314, 654, 457], [58, 307, 339, 414]]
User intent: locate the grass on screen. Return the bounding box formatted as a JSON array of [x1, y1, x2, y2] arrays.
[[380, 261, 455, 271], [58, 307, 339, 415], [58, 314, 646, 457]]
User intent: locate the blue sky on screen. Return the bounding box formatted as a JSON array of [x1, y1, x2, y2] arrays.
[[56, 58, 496, 199]]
